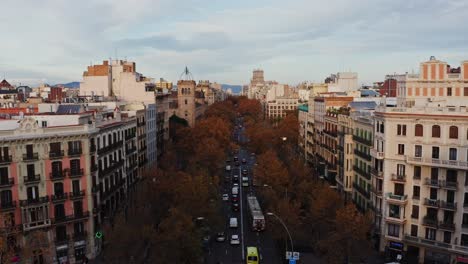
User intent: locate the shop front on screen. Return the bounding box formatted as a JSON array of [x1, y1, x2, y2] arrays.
[[424, 249, 450, 264], [385, 241, 405, 263]]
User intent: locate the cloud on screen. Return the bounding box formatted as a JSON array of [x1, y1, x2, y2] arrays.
[[1, 0, 468, 85]]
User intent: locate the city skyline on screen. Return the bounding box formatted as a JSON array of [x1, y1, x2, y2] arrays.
[[1, 0, 468, 86]]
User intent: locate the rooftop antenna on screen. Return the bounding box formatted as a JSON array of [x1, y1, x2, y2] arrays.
[[179, 66, 194, 81]]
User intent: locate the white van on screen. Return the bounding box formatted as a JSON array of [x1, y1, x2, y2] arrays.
[[232, 187, 239, 195], [229, 217, 238, 228], [225, 165, 231, 171]]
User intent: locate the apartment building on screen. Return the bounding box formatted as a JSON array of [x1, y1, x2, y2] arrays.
[[312, 95, 353, 184], [266, 97, 299, 120], [298, 104, 308, 158], [373, 57, 468, 263], [337, 108, 354, 201]]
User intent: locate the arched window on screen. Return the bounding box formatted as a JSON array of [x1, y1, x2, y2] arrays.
[[449, 126, 458, 139], [415, 124, 423, 137], [432, 125, 441, 138]]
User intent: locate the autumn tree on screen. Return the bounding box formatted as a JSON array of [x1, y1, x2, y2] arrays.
[[317, 203, 372, 263], [238, 98, 262, 121], [254, 150, 289, 195]]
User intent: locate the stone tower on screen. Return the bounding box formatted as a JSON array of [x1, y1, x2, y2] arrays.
[[177, 67, 196, 127]]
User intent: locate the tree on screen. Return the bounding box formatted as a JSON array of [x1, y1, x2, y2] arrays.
[[238, 98, 262, 121], [317, 203, 372, 263], [21, 230, 52, 264], [254, 150, 289, 194]]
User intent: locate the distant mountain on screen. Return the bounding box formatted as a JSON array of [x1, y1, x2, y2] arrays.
[[221, 84, 242, 94], [56, 82, 80, 88]]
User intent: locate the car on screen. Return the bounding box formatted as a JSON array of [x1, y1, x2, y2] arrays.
[[234, 156, 238, 162], [229, 217, 238, 228], [230, 235, 240, 245], [232, 203, 239, 211], [231, 194, 239, 203], [233, 183, 239, 187], [222, 194, 229, 201], [233, 175, 239, 182], [242, 169, 248, 175], [216, 232, 226, 242], [250, 152, 255, 156], [242, 158, 247, 164]]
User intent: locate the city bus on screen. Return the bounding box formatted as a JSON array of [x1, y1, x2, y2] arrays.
[[246, 195, 265, 231], [246, 246, 259, 264]]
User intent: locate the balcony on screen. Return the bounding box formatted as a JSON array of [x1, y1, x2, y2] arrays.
[[353, 135, 372, 146], [406, 156, 468, 170], [385, 215, 406, 224], [439, 180, 457, 190], [70, 190, 85, 200], [91, 164, 98, 172], [138, 158, 148, 167], [90, 144, 96, 153], [0, 178, 14, 188], [371, 168, 383, 178], [73, 231, 88, 242], [353, 183, 370, 199], [68, 148, 83, 157], [440, 201, 457, 211], [424, 178, 440, 188], [125, 133, 136, 141], [24, 174, 41, 184], [51, 193, 68, 203], [371, 186, 383, 197], [422, 216, 438, 228], [68, 168, 84, 178], [50, 170, 66, 180], [324, 130, 337, 137], [386, 193, 408, 204], [48, 150, 64, 159], [439, 221, 455, 231], [423, 198, 440, 208], [391, 173, 406, 182], [404, 235, 451, 250], [99, 160, 123, 176], [0, 201, 17, 211], [354, 149, 372, 161], [52, 211, 90, 224], [23, 219, 51, 231], [370, 149, 384, 159], [19, 196, 49, 207], [23, 153, 39, 161], [353, 166, 371, 180], [0, 155, 12, 164], [97, 140, 123, 155], [125, 146, 137, 155]]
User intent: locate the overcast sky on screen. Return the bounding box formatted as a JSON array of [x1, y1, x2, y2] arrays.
[[1, 0, 468, 86]]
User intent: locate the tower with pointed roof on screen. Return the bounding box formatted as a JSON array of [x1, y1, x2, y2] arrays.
[[177, 66, 196, 127]]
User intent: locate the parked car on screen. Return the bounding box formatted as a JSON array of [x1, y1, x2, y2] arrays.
[[232, 203, 239, 211], [242, 158, 247, 164], [242, 169, 248, 175], [222, 194, 229, 201], [231, 194, 239, 203], [229, 217, 238, 228]]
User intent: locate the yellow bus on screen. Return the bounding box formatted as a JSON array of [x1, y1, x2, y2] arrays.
[[246, 246, 259, 264]]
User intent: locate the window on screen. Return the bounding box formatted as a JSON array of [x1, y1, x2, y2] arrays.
[[414, 166, 421, 179], [54, 204, 65, 219], [380, 123, 384, 133], [411, 225, 418, 237], [462, 234, 468, 246], [70, 159, 81, 173], [425, 228, 436, 240], [72, 180, 80, 194], [444, 231, 451, 244], [432, 147, 440, 159], [432, 125, 441, 138], [430, 188, 438, 200], [397, 164, 405, 176], [0, 167, 8, 184], [0, 190, 13, 205], [387, 224, 400, 237], [397, 124, 406, 136], [41, 121, 47, 127], [463, 214, 468, 228], [464, 87, 468, 96], [413, 186, 420, 199], [415, 124, 423, 137], [411, 205, 419, 219], [51, 161, 62, 177], [54, 182, 64, 196], [449, 126, 458, 139], [184, 99, 187, 105], [394, 183, 404, 196], [449, 148, 457, 160], [415, 145, 422, 157], [398, 144, 405, 155], [389, 204, 401, 218], [27, 186, 39, 201], [447, 87, 452, 96], [465, 193, 468, 206], [73, 201, 83, 216], [466, 171, 468, 186]]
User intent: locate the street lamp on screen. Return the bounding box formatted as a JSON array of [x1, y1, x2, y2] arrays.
[[266, 212, 294, 253]]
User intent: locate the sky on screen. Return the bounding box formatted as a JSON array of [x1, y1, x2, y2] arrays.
[[1, 0, 468, 86]]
